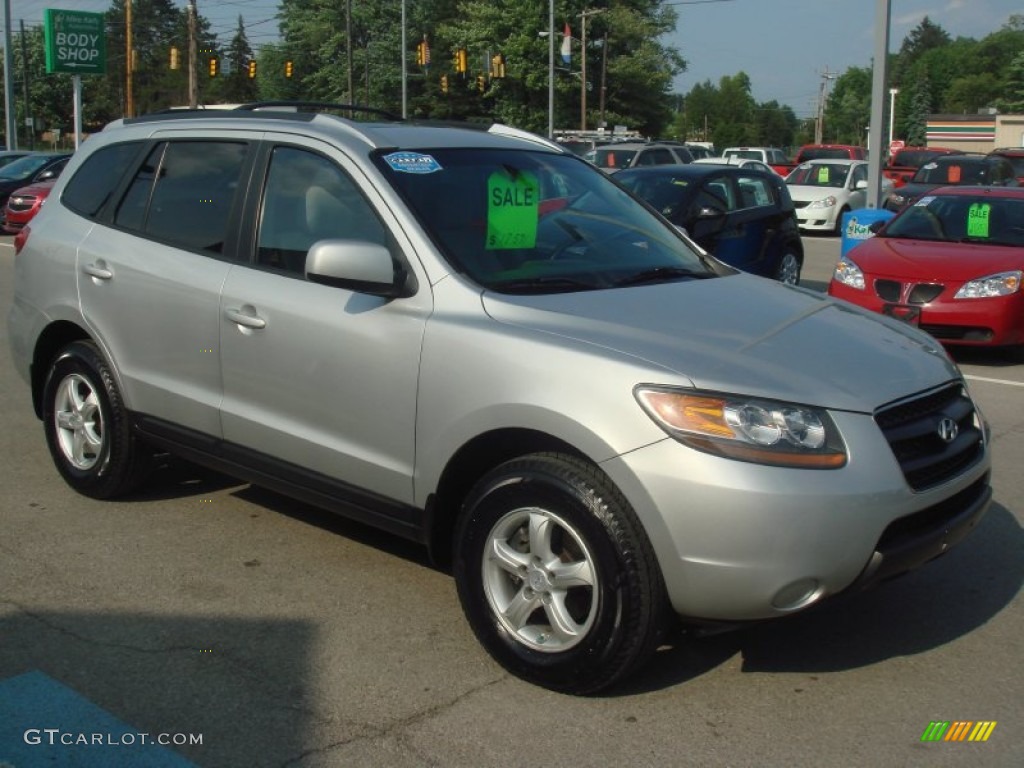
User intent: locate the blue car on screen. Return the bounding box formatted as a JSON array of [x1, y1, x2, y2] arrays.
[[617, 163, 804, 284]]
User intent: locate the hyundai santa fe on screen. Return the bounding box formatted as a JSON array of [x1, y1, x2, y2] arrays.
[[8, 103, 992, 694]]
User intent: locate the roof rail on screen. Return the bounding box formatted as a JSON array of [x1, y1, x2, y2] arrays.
[[234, 101, 402, 121]]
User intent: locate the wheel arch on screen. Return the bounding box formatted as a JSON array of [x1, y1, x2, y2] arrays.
[[30, 321, 92, 418], [424, 428, 588, 567]]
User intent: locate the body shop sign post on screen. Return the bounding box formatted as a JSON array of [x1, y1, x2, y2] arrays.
[[43, 9, 106, 149]]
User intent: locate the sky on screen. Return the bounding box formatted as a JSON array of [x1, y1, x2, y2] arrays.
[[667, 0, 1023, 118], [6, 0, 1021, 119]]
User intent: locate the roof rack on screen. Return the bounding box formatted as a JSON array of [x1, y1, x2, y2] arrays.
[[234, 101, 402, 121]]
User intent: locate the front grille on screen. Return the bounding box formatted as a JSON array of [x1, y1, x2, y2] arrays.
[[874, 383, 984, 491], [875, 279, 901, 302], [908, 283, 944, 304], [7, 195, 37, 213]]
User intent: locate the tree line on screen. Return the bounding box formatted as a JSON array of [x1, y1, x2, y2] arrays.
[[4, 4, 1022, 151], [1, 0, 687, 146]]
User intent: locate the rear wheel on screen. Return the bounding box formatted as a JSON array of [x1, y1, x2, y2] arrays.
[[454, 453, 667, 694], [42, 341, 152, 499]]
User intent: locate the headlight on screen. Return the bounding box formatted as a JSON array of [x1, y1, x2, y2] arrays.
[[634, 387, 847, 468], [954, 271, 1021, 299], [807, 196, 837, 209], [833, 255, 865, 290], [887, 193, 906, 207]]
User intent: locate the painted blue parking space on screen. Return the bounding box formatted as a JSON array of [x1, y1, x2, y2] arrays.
[[0, 670, 198, 767]]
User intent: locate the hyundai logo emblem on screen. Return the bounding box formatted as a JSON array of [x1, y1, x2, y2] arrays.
[[937, 417, 958, 443]]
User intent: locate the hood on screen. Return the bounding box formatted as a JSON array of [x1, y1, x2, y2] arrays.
[[482, 274, 958, 413], [787, 184, 848, 202], [849, 236, 1024, 281]]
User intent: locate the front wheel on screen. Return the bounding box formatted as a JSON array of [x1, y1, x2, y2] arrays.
[[42, 340, 151, 499], [454, 453, 667, 694], [774, 251, 802, 285]]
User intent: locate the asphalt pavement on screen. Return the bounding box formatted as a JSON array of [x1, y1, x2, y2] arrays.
[[1, 234, 1021, 768]]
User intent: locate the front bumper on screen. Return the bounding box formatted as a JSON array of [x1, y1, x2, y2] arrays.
[[601, 407, 991, 621], [795, 207, 838, 231], [829, 281, 1024, 347]]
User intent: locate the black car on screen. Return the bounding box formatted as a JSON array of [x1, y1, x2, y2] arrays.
[[616, 164, 804, 284], [884, 153, 1017, 212], [0, 152, 72, 209]]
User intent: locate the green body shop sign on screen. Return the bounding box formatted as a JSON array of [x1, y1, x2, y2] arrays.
[[44, 9, 107, 75]]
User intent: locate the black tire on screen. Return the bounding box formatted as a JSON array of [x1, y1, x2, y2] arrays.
[[454, 452, 667, 694], [41, 340, 152, 499], [774, 250, 802, 285]]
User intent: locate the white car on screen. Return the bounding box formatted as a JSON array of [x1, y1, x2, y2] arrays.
[[786, 159, 894, 235], [693, 156, 775, 175]]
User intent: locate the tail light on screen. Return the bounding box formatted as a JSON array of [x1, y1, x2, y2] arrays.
[[14, 224, 29, 255]]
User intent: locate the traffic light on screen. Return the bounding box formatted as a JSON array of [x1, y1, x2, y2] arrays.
[[208, 57, 218, 78], [416, 41, 426, 66], [440, 74, 449, 94], [169, 46, 179, 70], [455, 48, 467, 74], [247, 60, 257, 79], [476, 74, 485, 93], [491, 54, 505, 79], [284, 60, 294, 78]]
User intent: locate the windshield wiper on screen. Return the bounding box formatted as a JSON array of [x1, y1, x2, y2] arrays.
[[489, 276, 602, 294], [613, 266, 715, 287]]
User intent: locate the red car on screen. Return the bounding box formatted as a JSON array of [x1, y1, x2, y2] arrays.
[[828, 186, 1024, 349], [2, 179, 55, 234]]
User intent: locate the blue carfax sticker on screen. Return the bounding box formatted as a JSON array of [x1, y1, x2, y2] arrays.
[[384, 152, 442, 174]]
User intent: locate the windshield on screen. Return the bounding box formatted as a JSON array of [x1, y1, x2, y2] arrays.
[[911, 160, 988, 185], [591, 147, 637, 170], [800, 148, 853, 161], [884, 193, 1024, 246], [0, 154, 59, 180], [786, 163, 851, 188], [892, 150, 952, 169], [376, 148, 714, 293]]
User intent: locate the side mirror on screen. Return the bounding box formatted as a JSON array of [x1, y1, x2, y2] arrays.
[[305, 240, 416, 298], [855, 179, 868, 190], [868, 219, 887, 234]]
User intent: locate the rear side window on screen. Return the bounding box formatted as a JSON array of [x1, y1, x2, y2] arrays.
[[61, 142, 144, 218], [736, 175, 775, 208], [114, 141, 249, 254]]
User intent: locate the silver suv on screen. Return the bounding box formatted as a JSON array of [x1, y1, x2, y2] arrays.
[[8, 104, 992, 694]]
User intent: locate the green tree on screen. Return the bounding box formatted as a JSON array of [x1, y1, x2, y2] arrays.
[[823, 66, 870, 145], [997, 50, 1024, 112], [904, 73, 931, 146], [219, 16, 259, 104]]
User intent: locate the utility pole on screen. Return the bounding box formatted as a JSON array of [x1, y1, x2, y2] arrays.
[[20, 19, 32, 148], [598, 32, 608, 131], [579, 8, 605, 131], [125, 0, 133, 117], [188, 0, 197, 108], [814, 68, 837, 144], [3, 0, 15, 149]]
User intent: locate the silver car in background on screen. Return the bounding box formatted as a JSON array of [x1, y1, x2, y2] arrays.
[[8, 105, 991, 694]]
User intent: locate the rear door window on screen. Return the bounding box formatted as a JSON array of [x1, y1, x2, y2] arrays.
[[62, 142, 145, 219], [114, 140, 250, 255]]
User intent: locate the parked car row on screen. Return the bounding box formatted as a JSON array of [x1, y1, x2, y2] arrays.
[[0, 151, 73, 234]]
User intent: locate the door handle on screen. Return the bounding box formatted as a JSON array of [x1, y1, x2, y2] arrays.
[[225, 307, 267, 330], [83, 263, 113, 280]]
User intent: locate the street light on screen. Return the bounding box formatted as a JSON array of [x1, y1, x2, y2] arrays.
[[888, 87, 899, 150]]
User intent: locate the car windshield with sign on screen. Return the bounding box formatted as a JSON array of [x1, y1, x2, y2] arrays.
[[376, 148, 717, 293], [883, 191, 1024, 246]]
